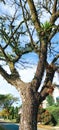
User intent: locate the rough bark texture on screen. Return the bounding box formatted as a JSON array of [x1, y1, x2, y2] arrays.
[[19, 87, 39, 130]]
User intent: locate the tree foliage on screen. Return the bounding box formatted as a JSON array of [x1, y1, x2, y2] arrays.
[[0, 94, 19, 120], [0, 94, 19, 108]]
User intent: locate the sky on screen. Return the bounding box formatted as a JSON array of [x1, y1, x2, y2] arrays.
[[0, 1, 59, 106]]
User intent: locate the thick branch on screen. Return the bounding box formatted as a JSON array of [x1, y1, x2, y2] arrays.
[[52, 0, 57, 14], [40, 63, 56, 98], [50, 11, 59, 24], [31, 39, 47, 92], [36, 63, 56, 104], [0, 65, 19, 85], [0, 65, 11, 83], [27, 0, 41, 34]]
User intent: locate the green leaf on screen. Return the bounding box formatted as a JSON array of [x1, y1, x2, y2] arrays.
[[41, 21, 52, 31]]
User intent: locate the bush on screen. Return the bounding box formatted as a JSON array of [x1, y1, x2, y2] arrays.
[[47, 105, 59, 125], [46, 95, 55, 106], [37, 107, 57, 126]]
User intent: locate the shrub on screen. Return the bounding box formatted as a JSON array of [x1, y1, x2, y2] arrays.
[[37, 107, 57, 126], [47, 105, 59, 125]]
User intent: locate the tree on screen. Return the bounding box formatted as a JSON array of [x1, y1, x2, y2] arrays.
[[0, 0, 59, 130], [0, 94, 19, 119], [0, 94, 19, 108]]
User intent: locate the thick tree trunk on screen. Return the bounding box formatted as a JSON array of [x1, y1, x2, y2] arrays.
[[19, 88, 39, 130]]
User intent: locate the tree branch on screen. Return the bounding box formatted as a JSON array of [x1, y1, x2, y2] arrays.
[[52, 54, 59, 64], [48, 25, 59, 42], [0, 45, 10, 61], [36, 64, 56, 103], [50, 0, 58, 24], [0, 65, 19, 85], [52, 0, 57, 14], [27, 0, 41, 35], [50, 11, 59, 24], [40, 63, 56, 99], [20, 0, 39, 51], [13, 46, 33, 63], [0, 65, 11, 83], [31, 39, 48, 92], [3, 20, 24, 50], [41, 3, 52, 15]]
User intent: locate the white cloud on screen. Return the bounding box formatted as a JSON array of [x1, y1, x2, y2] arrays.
[[18, 65, 37, 82]]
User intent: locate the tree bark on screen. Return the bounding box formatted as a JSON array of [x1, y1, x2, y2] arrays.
[[19, 87, 39, 130]]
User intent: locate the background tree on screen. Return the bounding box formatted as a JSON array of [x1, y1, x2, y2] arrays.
[[0, 94, 19, 119], [0, 0, 59, 130], [0, 94, 19, 108]]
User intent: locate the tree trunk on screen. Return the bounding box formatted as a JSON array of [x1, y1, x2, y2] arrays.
[[19, 88, 39, 130]]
